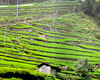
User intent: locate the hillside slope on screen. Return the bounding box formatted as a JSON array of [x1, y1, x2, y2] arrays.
[[0, 13, 100, 79], [0, 1, 100, 80]]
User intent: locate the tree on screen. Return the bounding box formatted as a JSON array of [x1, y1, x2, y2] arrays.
[[74, 58, 94, 80], [82, 0, 100, 25], [92, 1, 100, 17], [82, 0, 96, 16]]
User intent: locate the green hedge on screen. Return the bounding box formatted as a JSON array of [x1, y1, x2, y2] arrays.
[[0, 67, 56, 80]]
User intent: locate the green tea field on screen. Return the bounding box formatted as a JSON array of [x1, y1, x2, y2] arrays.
[[0, 0, 100, 80]]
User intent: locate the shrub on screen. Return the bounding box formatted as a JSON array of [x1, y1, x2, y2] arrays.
[[92, 1, 100, 17], [45, 76, 54, 80], [56, 72, 68, 80], [82, 0, 100, 17], [82, 0, 96, 16], [0, 67, 56, 80], [95, 34, 100, 39], [74, 58, 94, 80]]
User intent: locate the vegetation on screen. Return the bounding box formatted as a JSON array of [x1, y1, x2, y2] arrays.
[[56, 72, 68, 80], [0, 0, 100, 80], [74, 58, 94, 80], [0, 67, 56, 80], [82, 0, 100, 25], [82, 0, 96, 16]]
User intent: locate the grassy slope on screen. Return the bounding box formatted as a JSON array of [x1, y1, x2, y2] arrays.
[[0, 1, 100, 80]]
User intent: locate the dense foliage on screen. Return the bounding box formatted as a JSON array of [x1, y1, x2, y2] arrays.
[[56, 72, 68, 80], [82, 0, 100, 25], [82, 0, 95, 16], [0, 67, 56, 80], [74, 58, 94, 80], [82, 0, 100, 16]]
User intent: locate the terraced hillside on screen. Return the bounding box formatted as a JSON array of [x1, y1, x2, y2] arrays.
[[0, 0, 100, 80], [0, 1, 80, 24]]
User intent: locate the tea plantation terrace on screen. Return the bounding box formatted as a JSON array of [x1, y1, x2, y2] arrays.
[[0, 13, 100, 79], [0, 1, 100, 80]]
